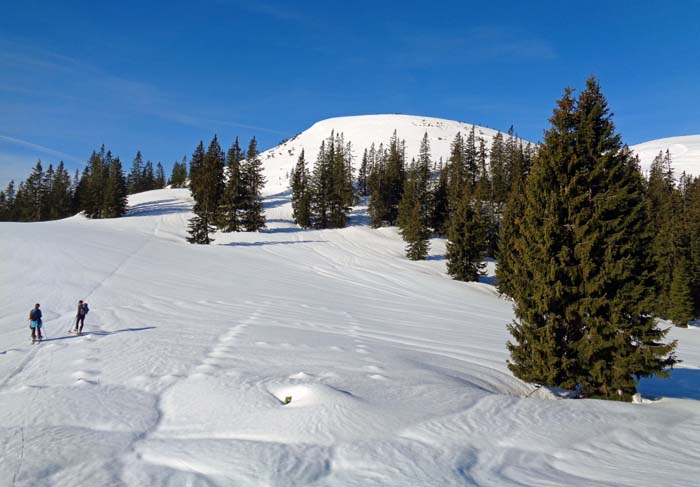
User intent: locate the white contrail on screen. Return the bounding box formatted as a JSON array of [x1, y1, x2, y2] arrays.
[[0, 134, 80, 163]]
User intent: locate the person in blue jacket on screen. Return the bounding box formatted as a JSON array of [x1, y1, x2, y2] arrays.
[[29, 303, 43, 343]]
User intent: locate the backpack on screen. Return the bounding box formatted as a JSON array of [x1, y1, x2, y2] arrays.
[[30, 309, 38, 321], [83, 303, 89, 315]]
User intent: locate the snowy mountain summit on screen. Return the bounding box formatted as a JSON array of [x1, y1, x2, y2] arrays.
[[261, 114, 509, 191], [632, 134, 700, 177]]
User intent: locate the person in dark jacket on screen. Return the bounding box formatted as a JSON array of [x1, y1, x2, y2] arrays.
[[72, 300, 88, 335], [29, 303, 43, 342]]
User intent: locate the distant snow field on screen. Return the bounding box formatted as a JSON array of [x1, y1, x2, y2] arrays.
[[632, 134, 700, 177], [1, 115, 700, 486]]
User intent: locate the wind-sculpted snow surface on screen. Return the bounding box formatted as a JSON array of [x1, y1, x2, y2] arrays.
[[1, 187, 700, 486]]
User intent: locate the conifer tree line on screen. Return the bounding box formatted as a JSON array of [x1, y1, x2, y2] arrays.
[[186, 135, 266, 244], [0, 160, 75, 222], [290, 131, 354, 229], [125, 151, 169, 194], [499, 77, 678, 400], [290, 125, 534, 271], [645, 150, 700, 327], [0, 147, 184, 222]]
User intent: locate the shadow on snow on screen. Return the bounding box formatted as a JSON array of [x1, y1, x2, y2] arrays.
[[40, 326, 157, 342], [224, 240, 325, 247], [638, 367, 700, 400], [127, 199, 190, 217]]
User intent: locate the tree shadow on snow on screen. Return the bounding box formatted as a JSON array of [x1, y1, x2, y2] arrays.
[[259, 218, 307, 234], [224, 240, 325, 247], [638, 367, 700, 400], [127, 199, 191, 217], [263, 191, 292, 210], [426, 255, 445, 261], [41, 326, 156, 342], [479, 275, 498, 286]]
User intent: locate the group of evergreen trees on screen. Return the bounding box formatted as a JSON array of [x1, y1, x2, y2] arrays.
[[290, 125, 533, 273], [646, 150, 700, 326], [289, 78, 682, 400], [362, 127, 532, 272], [0, 147, 184, 222], [126, 152, 167, 194], [500, 77, 677, 400], [290, 132, 354, 229], [0, 160, 76, 222], [75, 147, 129, 218], [186, 135, 266, 244]]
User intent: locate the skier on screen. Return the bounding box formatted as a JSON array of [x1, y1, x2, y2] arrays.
[[72, 300, 89, 335], [29, 303, 43, 343]]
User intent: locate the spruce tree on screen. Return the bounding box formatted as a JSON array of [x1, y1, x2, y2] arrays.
[[311, 140, 332, 228], [430, 159, 450, 236], [496, 169, 527, 298], [127, 151, 144, 194], [398, 160, 430, 260], [358, 148, 369, 197], [291, 149, 312, 227], [49, 162, 73, 219], [668, 257, 694, 327], [685, 176, 700, 315], [0, 180, 15, 221], [187, 202, 215, 244], [155, 162, 166, 189], [25, 161, 45, 221], [187, 141, 215, 244], [240, 137, 266, 231], [142, 160, 156, 192], [169, 158, 188, 188], [507, 78, 677, 400], [219, 137, 244, 232], [489, 132, 508, 206], [446, 132, 466, 210], [446, 186, 486, 281], [367, 131, 405, 227], [647, 150, 678, 316]]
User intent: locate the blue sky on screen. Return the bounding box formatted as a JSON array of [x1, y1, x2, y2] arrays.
[[1, 0, 698, 188]]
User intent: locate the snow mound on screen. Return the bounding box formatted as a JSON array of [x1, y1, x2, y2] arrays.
[[631, 134, 700, 177]]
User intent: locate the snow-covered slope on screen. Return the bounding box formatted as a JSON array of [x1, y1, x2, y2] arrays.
[[262, 114, 511, 192], [1, 186, 700, 486], [632, 134, 700, 177]]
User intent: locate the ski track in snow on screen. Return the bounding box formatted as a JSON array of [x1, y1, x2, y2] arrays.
[[1, 119, 700, 486]]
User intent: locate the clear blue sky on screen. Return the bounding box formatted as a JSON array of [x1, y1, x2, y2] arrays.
[[1, 0, 698, 188]]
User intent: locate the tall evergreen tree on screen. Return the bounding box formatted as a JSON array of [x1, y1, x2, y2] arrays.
[[291, 149, 312, 228], [127, 151, 144, 194], [668, 257, 694, 327], [169, 158, 188, 188], [398, 159, 430, 260], [358, 148, 370, 197], [0, 180, 17, 221], [646, 150, 680, 317], [240, 137, 266, 231], [489, 132, 508, 206], [219, 137, 244, 232], [446, 186, 486, 281], [187, 141, 215, 244], [429, 159, 450, 236], [142, 160, 156, 191], [25, 160, 46, 221], [367, 131, 405, 226], [506, 78, 677, 400], [155, 162, 166, 189]]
